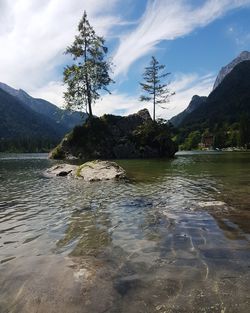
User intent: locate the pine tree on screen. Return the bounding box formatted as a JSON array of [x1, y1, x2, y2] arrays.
[[63, 11, 113, 117], [140, 56, 174, 121]]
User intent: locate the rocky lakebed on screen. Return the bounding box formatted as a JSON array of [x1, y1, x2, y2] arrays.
[[0, 152, 250, 313]]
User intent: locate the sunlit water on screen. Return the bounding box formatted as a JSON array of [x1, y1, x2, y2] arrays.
[[0, 152, 250, 313]]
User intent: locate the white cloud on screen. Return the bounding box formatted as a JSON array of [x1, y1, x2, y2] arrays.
[[164, 72, 215, 119], [0, 0, 249, 118], [91, 72, 215, 119], [29, 81, 65, 106], [113, 0, 250, 76], [94, 92, 142, 116], [0, 0, 120, 91], [29, 69, 215, 120]]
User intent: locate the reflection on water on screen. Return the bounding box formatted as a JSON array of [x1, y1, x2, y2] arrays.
[[0, 152, 250, 313]]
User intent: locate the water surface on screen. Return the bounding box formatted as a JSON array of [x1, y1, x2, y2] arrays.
[[0, 152, 250, 313]]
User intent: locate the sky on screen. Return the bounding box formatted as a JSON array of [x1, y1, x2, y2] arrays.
[[0, 0, 250, 119]]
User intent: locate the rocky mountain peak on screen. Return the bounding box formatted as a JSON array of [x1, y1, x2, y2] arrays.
[[239, 51, 250, 58], [186, 95, 207, 113], [213, 51, 250, 90], [169, 95, 207, 127]]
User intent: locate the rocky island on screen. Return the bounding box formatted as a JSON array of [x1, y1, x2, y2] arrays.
[[50, 109, 177, 160]]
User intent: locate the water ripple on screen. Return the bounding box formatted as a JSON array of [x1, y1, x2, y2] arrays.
[[0, 153, 250, 312]]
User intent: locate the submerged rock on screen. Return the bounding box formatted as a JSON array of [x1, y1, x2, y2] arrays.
[[45, 160, 126, 181], [198, 201, 226, 208], [45, 164, 78, 177], [197, 201, 230, 214]]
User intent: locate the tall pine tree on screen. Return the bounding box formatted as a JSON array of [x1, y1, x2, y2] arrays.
[[140, 56, 174, 121], [63, 11, 113, 117]]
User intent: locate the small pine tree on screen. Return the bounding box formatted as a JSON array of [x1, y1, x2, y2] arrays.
[[63, 11, 114, 117], [140, 56, 174, 121]]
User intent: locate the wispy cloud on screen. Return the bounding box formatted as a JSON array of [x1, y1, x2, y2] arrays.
[[0, 0, 249, 119], [90, 71, 215, 119], [0, 0, 120, 90], [29, 81, 65, 106], [165, 72, 215, 119], [113, 0, 250, 76]]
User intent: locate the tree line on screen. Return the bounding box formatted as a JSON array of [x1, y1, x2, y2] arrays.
[[0, 137, 57, 153], [176, 116, 250, 150]]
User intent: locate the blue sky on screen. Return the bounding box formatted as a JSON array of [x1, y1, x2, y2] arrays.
[[0, 0, 250, 119]]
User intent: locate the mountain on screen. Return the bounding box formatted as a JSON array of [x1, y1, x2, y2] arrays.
[[176, 60, 250, 149], [0, 83, 86, 152], [180, 60, 250, 128], [171, 51, 250, 129], [170, 95, 207, 127], [0, 88, 64, 151], [0, 82, 84, 132], [213, 51, 250, 90]]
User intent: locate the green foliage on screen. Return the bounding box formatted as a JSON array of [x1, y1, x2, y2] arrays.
[[175, 61, 250, 150], [140, 56, 174, 121], [63, 11, 113, 117], [180, 131, 201, 150], [58, 117, 112, 159], [213, 130, 227, 149], [70, 117, 109, 145], [0, 137, 57, 153], [226, 130, 239, 147], [50, 143, 65, 159], [239, 115, 250, 147], [177, 120, 250, 150], [51, 114, 177, 159], [132, 119, 177, 156]]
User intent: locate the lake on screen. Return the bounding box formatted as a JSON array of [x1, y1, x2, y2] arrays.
[[0, 152, 250, 313]]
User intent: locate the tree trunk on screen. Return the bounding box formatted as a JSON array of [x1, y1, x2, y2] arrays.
[[84, 38, 92, 118], [153, 67, 156, 122], [153, 92, 155, 121], [88, 94, 92, 117]]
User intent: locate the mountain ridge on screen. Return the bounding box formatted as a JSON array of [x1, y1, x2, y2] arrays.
[[0, 88, 62, 147], [0, 82, 85, 132], [0, 83, 86, 152], [170, 95, 207, 127], [170, 51, 250, 129], [175, 60, 250, 149], [213, 51, 250, 90]]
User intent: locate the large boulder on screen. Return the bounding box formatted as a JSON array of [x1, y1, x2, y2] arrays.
[[45, 160, 126, 182], [77, 160, 126, 181]]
